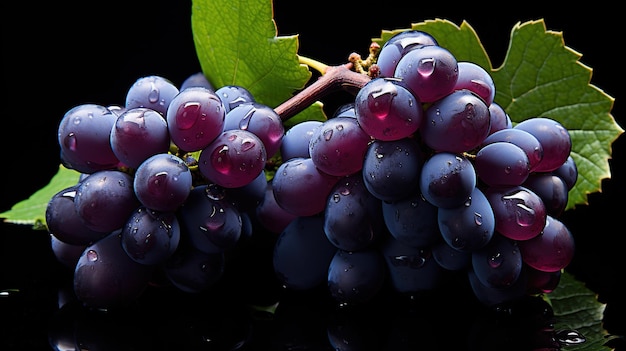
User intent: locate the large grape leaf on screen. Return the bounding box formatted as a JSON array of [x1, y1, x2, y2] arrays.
[[191, 0, 312, 109], [374, 19, 624, 211]]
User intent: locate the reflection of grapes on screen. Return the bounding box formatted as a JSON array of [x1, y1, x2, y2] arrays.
[[46, 28, 578, 310]]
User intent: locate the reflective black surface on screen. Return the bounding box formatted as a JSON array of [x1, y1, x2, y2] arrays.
[[2, 1, 625, 350]]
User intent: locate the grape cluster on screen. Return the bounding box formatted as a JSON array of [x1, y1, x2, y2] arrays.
[[46, 30, 577, 310]]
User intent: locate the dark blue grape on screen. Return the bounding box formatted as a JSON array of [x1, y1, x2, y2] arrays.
[[471, 233, 522, 288], [327, 249, 387, 306], [381, 190, 440, 248]]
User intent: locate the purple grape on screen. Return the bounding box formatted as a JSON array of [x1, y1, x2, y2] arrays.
[[110, 107, 171, 169], [474, 142, 530, 187], [437, 186, 495, 251], [74, 170, 140, 233], [271, 157, 341, 216], [214, 84, 255, 113], [522, 173, 569, 217], [525, 265, 561, 294], [376, 30, 438, 78], [273, 215, 337, 290], [354, 77, 424, 141], [255, 181, 298, 233], [74, 231, 154, 308], [481, 128, 544, 172], [46, 185, 110, 245], [394, 44, 458, 103], [362, 137, 423, 201], [280, 120, 322, 160], [517, 215, 575, 273], [223, 102, 285, 157], [50, 234, 86, 268], [454, 61, 496, 105], [514, 117, 571, 172], [487, 102, 512, 134], [327, 249, 386, 306], [177, 185, 242, 254], [382, 190, 440, 248], [420, 89, 491, 153], [419, 152, 476, 209], [125, 75, 180, 116], [162, 243, 225, 293], [324, 173, 385, 252], [166, 86, 226, 152], [198, 129, 267, 188], [120, 207, 181, 265], [552, 155, 578, 190], [133, 153, 192, 212], [180, 72, 214, 91], [380, 235, 444, 294], [309, 116, 372, 177], [484, 185, 547, 241], [471, 233, 522, 288], [57, 103, 120, 173], [431, 239, 471, 271], [468, 268, 527, 307]]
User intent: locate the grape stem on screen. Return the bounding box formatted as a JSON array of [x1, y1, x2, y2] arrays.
[[274, 55, 372, 121]]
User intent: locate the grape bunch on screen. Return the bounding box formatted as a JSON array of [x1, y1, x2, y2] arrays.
[[45, 30, 577, 310]]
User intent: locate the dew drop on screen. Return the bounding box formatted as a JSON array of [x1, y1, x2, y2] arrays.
[[176, 102, 201, 130], [87, 249, 98, 262], [417, 58, 436, 76]]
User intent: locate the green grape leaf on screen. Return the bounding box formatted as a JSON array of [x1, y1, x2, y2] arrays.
[[548, 271, 615, 350], [0, 165, 81, 228], [191, 0, 313, 110], [373, 18, 624, 211]]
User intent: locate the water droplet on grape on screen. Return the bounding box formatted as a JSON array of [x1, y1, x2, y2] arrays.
[[489, 253, 502, 268], [176, 102, 201, 130], [87, 249, 98, 262], [148, 82, 160, 103], [417, 58, 436, 76]]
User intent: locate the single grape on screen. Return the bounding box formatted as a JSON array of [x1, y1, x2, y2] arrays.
[[481, 128, 543, 172], [255, 181, 298, 233], [133, 153, 192, 213], [125, 75, 180, 116], [162, 242, 225, 293], [381, 190, 440, 248], [166, 86, 226, 152], [50, 234, 86, 268], [525, 265, 561, 294], [454, 61, 496, 105], [380, 235, 444, 294], [180, 72, 214, 91], [214, 84, 255, 114], [273, 215, 337, 290], [57, 103, 120, 173], [437, 186, 495, 251], [484, 185, 547, 241], [46, 185, 110, 245], [376, 30, 438, 78], [420, 89, 491, 153], [74, 170, 140, 233], [393, 44, 458, 103], [487, 102, 512, 134], [468, 268, 528, 307], [223, 102, 284, 157], [120, 207, 181, 265], [177, 185, 243, 254], [517, 215, 575, 272], [271, 157, 341, 216], [280, 120, 322, 160], [198, 129, 267, 188], [431, 239, 471, 271], [362, 137, 423, 201], [354, 77, 423, 141], [552, 155, 578, 190], [324, 173, 385, 252], [474, 142, 530, 187], [327, 249, 387, 306], [471, 233, 523, 288], [522, 173, 568, 217], [309, 116, 372, 177], [110, 107, 171, 169], [514, 117, 571, 172], [74, 231, 154, 308], [419, 152, 476, 209], [332, 102, 357, 118]]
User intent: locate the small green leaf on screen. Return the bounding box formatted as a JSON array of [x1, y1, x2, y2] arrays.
[[0, 165, 81, 229], [548, 271, 614, 350], [191, 0, 311, 109], [373, 19, 624, 211]]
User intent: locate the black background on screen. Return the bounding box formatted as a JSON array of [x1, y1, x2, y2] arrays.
[[2, 1, 624, 350]]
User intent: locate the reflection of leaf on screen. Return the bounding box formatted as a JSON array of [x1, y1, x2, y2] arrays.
[[548, 271, 614, 350], [0, 165, 80, 228], [374, 19, 624, 211]]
